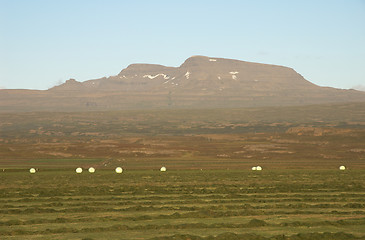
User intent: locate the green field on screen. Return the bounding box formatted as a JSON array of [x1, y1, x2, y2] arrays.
[[1, 169, 365, 240]]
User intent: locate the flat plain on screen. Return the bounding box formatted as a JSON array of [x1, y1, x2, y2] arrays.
[[1, 103, 365, 239], [1, 103, 365, 170]]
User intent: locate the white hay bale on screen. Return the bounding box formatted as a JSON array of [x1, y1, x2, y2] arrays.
[[88, 167, 95, 173], [251, 166, 257, 171], [256, 166, 262, 171], [76, 167, 83, 173], [339, 165, 346, 170], [115, 167, 123, 174], [160, 166, 167, 172], [29, 168, 36, 174]]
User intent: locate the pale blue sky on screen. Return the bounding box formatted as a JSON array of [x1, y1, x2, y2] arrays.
[[1, 0, 364, 90]]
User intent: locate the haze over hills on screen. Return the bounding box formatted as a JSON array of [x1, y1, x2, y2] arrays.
[[1, 56, 365, 112]]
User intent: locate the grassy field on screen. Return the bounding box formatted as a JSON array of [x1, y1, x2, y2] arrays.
[[1, 169, 365, 240]]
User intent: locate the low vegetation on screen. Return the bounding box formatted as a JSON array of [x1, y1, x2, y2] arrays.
[[1, 103, 365, 170], [1, 103, 365, 239], [1, 170, 365, 239]]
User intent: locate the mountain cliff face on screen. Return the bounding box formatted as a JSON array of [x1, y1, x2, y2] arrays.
[[1, 56, 365, 111]]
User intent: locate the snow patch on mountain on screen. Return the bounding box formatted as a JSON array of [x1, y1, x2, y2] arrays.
[[229, 71, 239, 80], [185, 71, 190, 79], [143, 73, 170, 80]]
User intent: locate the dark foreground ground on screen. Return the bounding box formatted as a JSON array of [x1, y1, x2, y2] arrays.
[[1, 169, 365, 240]]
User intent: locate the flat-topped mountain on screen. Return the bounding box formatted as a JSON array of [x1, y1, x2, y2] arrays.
[[50, 55, 316, 93], [1, 56, 365, 111]]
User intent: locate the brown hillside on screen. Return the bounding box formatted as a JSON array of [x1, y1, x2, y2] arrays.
[[1, 56, 364, 111]]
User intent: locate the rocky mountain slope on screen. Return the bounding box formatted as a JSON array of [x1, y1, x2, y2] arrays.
[[1, 56, 364, 111]]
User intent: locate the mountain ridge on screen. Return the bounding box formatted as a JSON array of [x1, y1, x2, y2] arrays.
[[50, 56, 317, 92], [1, 56, 365, 112]]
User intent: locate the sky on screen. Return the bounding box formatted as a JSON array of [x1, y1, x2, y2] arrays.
[[1, 0, 364, 90]]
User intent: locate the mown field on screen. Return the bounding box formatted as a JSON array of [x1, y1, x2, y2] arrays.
[[1, 169, 365, 240]]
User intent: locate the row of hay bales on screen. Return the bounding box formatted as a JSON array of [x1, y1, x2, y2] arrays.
[[250, 165, 347, 171], [28, 166, 167, 174], [251, 166, 263, 171], [75, 166, 166, 174], [28, 165, 348, 174]]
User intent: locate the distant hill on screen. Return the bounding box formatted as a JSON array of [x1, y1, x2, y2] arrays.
[[1, 56, 365, 112]]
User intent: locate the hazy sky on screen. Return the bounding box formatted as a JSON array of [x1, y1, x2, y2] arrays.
[[1, 0, 364, 90]]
